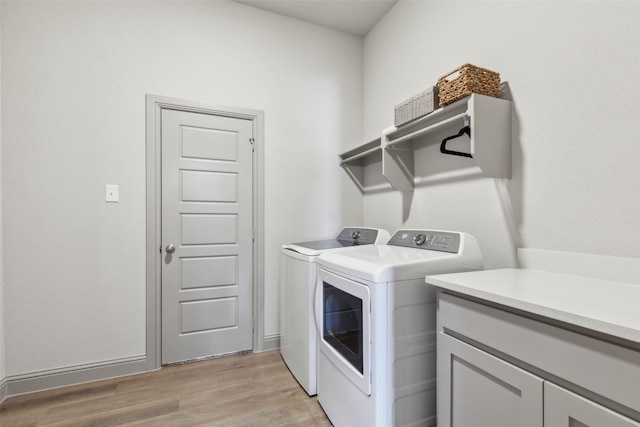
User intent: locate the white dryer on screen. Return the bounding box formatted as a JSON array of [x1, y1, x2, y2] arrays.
[[315, 229, 483, 426], [280, 227, 390, 396]]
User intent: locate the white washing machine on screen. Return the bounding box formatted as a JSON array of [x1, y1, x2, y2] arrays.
[[315, 229, 483, 426], [280, 227, 390, 396]]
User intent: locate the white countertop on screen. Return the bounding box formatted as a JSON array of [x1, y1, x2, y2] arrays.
[[426, 268, 640, 344]]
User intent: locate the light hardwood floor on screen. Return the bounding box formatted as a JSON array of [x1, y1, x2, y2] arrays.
[[0, 351, 332, 426]]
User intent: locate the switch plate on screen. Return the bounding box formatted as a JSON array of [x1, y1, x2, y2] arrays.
[[106, 184, 119, 202]]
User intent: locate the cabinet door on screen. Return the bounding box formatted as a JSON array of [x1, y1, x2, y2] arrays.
[[437, 333, 543, 427], [545, 382, 640, 427]]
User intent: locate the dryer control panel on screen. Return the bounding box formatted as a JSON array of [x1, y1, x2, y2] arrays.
[[336, 227, 383, 246], [388, 229, 461, 253]]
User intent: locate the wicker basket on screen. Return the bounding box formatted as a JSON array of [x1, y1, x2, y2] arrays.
[[437, 64, 500, 107], [394, 86, 439, 127]]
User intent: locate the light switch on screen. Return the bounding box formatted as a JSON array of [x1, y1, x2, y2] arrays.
[[106, 184, 119, 202]]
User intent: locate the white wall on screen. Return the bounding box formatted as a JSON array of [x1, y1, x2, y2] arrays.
[[1, 1, 362, 378], [5, 0, 636, 393], [361, 1, 640, 269]]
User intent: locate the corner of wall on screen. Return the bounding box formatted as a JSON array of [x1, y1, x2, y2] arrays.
[[0, 0, 6, 401]]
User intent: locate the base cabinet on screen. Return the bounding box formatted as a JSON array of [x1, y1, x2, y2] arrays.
[[436, 292, 640, 427], [438, 334, 543, 427], [544, 382, 640, 427]]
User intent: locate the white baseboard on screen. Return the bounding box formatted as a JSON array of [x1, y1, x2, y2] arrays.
[[517, 248, 640, 285], [262, 334, 280, 352], [1, 336, 281, 402], [0, 377, 8, 404], [2, 355, 153, 401]]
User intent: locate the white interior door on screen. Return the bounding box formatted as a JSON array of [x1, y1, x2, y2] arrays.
[[161, 108, 254, 364]]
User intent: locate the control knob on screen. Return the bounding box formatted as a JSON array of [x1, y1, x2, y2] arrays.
[[413, 233, 427, 246], [351, 230, 361, 240]]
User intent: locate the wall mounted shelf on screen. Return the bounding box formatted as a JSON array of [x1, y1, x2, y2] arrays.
[[339, 138, 381, 193], [339, 94, 512, 192]]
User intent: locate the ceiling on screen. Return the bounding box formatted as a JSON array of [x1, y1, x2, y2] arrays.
[[233, 0, 398, 37]]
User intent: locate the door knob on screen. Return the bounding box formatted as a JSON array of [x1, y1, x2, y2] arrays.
[[165, 244, 176, 254]]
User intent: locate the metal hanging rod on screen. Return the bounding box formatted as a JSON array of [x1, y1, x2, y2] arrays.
[[386, 112, 469, 148], [340, 146, 380, 165]]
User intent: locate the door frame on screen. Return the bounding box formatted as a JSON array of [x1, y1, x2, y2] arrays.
[[145, 94, 265, 369]]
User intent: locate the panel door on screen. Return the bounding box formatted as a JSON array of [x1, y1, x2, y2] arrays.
[[161, 108, 253, 364], [544, 382, 640, 427], [437, 333, 543, 427]]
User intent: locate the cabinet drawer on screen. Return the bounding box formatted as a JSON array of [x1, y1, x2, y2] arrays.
[[438, 292, 640, 414]]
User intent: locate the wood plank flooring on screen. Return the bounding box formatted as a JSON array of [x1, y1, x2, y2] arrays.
[[0, 351, 332, 426]]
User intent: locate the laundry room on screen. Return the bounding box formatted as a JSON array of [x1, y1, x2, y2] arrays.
[[1, 0, 639, 425]]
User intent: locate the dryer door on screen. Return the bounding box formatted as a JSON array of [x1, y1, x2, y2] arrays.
[[317, 268, 371, 396]]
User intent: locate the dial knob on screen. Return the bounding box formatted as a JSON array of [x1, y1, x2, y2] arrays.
[[351, 230, 361, 239], [413, 234, 427, 246]]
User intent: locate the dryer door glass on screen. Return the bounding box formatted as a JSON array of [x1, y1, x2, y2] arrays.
[[323, 282, 363, 374]]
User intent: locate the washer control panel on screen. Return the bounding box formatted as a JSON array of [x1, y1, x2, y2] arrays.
[[336, 227, 381, 246], [389, 229, 461, 253]]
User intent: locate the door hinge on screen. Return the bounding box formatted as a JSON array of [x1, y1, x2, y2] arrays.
[[249, 137, 255, 152], [252, 228, 255, 242], [159, 245, 162, 254], [252, 318, 256, 331]]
